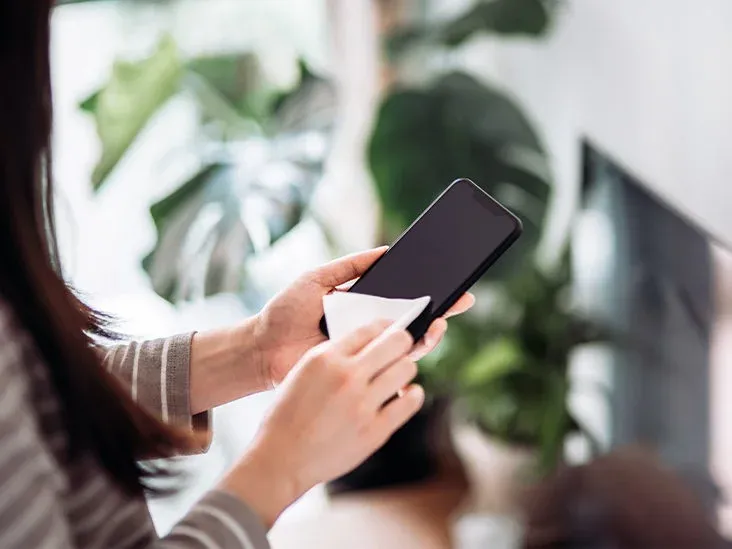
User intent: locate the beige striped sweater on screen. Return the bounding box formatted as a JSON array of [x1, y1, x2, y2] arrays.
[[0, 299, 270, 549]]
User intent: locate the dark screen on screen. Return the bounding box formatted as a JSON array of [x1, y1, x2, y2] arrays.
[[350, 180, 518, 315]]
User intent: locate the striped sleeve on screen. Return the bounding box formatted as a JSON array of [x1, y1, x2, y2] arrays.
[[103, 334, 211, 452], [0, 315, 75, 548], [161, 491, 270, 549]]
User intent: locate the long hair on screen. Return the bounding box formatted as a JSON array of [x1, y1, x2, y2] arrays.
[[0, 2, 193, 495]]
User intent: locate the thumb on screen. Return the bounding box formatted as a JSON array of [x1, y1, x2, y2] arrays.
[[311, 247, 387, 288]]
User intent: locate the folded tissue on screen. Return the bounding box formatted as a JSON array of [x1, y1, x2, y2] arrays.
[[322, 293, 431, 341]]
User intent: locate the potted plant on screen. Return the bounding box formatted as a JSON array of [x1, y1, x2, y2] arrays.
[[426, 250, 609, 512], [328, 0, 559, 494], [80, 37, 337, 307]]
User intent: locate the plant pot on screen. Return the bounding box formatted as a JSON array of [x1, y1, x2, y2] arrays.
[[327, 397, 451, 495], [451, 422, 535, 515]]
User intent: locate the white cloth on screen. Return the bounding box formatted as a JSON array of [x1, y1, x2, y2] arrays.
[[322, 293, 431, 341]]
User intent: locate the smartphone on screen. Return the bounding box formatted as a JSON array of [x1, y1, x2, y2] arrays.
[[320, 178, 523, 340]]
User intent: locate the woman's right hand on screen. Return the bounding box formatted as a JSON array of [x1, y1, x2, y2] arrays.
[[220, 320, 424, 527]]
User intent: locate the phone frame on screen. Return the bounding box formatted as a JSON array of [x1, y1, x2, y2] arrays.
[[319, 178, 523, 340]]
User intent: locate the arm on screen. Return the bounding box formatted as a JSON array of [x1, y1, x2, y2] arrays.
[[103, 249, 474, 427], [188, 317, 270, 413], [160, 491, 270, 549], [102, 334, 212, 448], [103, 318, 265, 423]]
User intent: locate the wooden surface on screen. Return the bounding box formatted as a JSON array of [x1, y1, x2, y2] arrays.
[[269, 472, 468, 549]]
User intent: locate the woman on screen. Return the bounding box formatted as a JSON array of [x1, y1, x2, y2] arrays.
[[0, 3, 473, 548]]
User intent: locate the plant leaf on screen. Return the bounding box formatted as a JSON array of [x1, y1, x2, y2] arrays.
[[442, 0, 551, 47], [143, 163, 232, 302], [82, 35, 182, 190], [460, 337, 523, 388], [187, 52, 264, 114], [537, 372, 569, 474], [141, 57, 334, 305], [368, 71, 551, 276], [465, 372, 546, 446], [79, 90, 100, 113], [388, 0, 553, 58], [143, 135, 324, 303]]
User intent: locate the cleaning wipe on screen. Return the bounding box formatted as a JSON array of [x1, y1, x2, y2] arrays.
[[322, 293, 431, 341]]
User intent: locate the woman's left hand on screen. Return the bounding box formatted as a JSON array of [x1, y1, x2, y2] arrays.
[[253, 247, 475, 387]]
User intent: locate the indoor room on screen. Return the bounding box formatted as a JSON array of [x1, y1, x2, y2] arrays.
[[2, 1, 732, 547]]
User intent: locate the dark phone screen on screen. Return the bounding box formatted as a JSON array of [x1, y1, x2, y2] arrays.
[[349, 181, 519, 316]]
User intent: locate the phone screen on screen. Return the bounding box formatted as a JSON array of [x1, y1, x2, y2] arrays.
[[349, 180, 519, 319]]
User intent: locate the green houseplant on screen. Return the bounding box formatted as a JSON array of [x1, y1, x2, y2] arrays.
[[371, 0, 560, 269], [330, 0, 562, 494], [422, 250, 607, 474], [80, 36, 336, 307]]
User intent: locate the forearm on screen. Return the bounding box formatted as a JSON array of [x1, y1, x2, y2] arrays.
[[160, 489, 271, 548], [190, 316, 269, 415], [219, 440, 300, 530]]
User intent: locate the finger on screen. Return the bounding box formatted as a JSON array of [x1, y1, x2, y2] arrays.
[[374, 384, 425, 439], [335, 279, 357, 292], [311, 247, 388, 288], [443, 292, 476, 319], [369, 357, 418, 409], [409, 318, 448, 361], [334, 319, 392, 355], [356, 328, 413, 378]]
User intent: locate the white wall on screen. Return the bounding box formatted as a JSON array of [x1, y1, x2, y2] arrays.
[[456, 0, 732, 253]]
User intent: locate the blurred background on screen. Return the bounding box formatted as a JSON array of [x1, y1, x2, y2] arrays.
[[51, 0, 732, 547]]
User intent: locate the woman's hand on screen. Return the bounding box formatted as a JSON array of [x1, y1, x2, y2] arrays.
[[190, 248, 474, 414], [253, 247, 475, 386], [221, 320, 425, 527]]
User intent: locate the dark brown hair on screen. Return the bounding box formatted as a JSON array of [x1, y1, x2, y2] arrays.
[[0, 2, 192, 495]]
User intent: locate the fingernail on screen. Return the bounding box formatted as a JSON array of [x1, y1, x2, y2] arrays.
[[410, 385, 425, 405]]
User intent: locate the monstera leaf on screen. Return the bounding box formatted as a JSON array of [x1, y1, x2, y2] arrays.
[[441, 0, 552, 45], [143, 135, 326, 303], [79, 35, 335, 303], [369, 71, 551, 278], [80, 35, 332, 190], [81, 36, 182, 189], [187, 52, 267, 120], [142, 62, 335, 304], [388, 0, 555, 58]]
